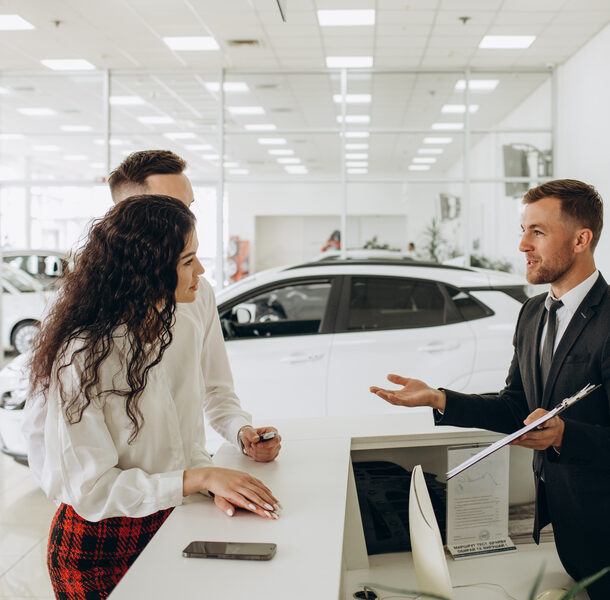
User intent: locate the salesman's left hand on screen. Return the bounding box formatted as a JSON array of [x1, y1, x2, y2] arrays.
[[510, 408, 565, 451], [240, 426, 281, 462]]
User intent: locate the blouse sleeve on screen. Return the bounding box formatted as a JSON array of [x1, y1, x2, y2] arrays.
[[42, 361, 185, 522]]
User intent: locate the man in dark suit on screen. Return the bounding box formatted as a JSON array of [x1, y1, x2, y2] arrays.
[[371, 179, 609, 599]]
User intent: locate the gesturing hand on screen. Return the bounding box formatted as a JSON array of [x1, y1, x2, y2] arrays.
[[370, 374, 446, 412]]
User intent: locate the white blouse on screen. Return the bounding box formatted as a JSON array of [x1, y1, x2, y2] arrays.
[[23, 277, 251, 522]]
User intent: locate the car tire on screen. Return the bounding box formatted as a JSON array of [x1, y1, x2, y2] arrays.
[[11, 320, 40, 355]]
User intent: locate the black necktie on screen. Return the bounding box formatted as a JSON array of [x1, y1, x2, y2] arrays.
[[540, 299, 563, 388]]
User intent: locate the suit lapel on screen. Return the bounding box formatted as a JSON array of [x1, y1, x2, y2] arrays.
[[541, 274, 608, 408]]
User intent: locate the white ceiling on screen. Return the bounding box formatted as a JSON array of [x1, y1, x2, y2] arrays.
[[0, 0, 608, 182]]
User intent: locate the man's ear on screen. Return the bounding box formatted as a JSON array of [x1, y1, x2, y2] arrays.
[[573, 228, 594, 254]]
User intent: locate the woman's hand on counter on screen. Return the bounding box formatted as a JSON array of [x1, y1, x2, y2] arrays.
[[183, 467, 280, 519]]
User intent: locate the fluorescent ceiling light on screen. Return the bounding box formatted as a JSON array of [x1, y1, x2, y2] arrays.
[[277, 158, 300, 164], [408, 165, 430, 171], [413, 157, 436, 164], [0, 86, 10, 94], [418, 148, 443, 155], [269, 149, 294, 156], [479, 35, 535, 49], [245, 124, 276, 131], [60, 125, 93, 132], [223, 162, 239, 168], [337, 115, 370, 124], [185, 144, 213, 151], [348, 168, 367, 174], [227, 106, 265, 115], [326, 56, 373, 68], [41, 59, 96, 71], [164, 132, 197, 140], [258, 137, 287, 145], [89, 162, 105, 169], [346, 161, 368, 168], [64, 154, 87, 161], [18, 107, 56, 116], [229, 169, 249, 175], [33, 145, 60, 152], [110, 95, 146, 105], [345, 131, 370, 139], [345, 153, 367, 159], [455, 79, 499, 92], [285, 166, 308, 174], [441, 104, 479, 114], [423, 137, 452, 144], [317, 10, 375, 26], [0, 133, 24, 140], [205, 82, 249, 92], [163, 36, 219, 51], [94, 138, 127, 146], [345, 143, 368, 150], [203, 154, 220, 160], [432, 122, 463, 130], [0, 14, 35, 30], [333, 94, 372, 104], [137, 116, 175, 124]]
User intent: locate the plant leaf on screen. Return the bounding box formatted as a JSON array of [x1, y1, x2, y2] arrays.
[[559, 566, 610, 600], [528, 563, 546, 600]]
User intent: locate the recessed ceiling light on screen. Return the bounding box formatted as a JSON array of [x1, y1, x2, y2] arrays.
[[258, 137, 287, 145], [185, 144, 213, 151], [229, 168, 249, 175], [277, 158, 300, 164], [227, 106, 265, 115], [0, 133, 24, 140], [18, 107, 56, 116], [326, 56, 373, 68], [137, 116, 175, 124], [479, 35, 535, 49], [348, 168, 368, 174], [0, 14, 35, 30], [164, 132, 197, 140], [333, 94, 372, 104], [318, 10, 375, 26], [205, 82, 249, 92], [418, 148, 444, 155], [203, 154, 220, 161], [41, 59, 96, 71], [432, 123, 463, 130], [269, 149, 294, 156], [413, 157, 436, 164], [33, 144, 60, 152], [60, 125, 93, 132], [408, 165, 431, 171], [345, 143, 369, 150], [346, 161, 368, 168], [441, 104, 479, 114], [455, 79, 499, 92], [337, 115, 370, 124], [245, 124, 276, 131], [423, 137, 453, 144], [64, 154, 87, 161], [163, 36, 219, 51], [345, 131, 370, 139], [285, 166, 308, 174], [345, 153, 368, 159], [109, 95, 146, 105]]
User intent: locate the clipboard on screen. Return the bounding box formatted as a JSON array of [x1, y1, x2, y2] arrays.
[[446, 383, 602, 480]]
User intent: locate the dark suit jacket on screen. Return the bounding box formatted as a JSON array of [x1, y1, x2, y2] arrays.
[[437, 273, 610, 583]]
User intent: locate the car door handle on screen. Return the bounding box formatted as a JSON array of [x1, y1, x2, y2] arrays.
[[417, 342, 460, 353], [280, 352, 324, 363]]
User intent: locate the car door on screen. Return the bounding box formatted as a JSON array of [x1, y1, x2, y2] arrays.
[[326, 275, 477, 416], [218, 277, 338, 420]]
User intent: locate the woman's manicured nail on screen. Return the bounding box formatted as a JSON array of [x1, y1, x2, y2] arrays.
[[226, 509, 234, 516], [272, 512, 280, 519], [264, 510, 271, 518], [264, 503, 273, 510], [248, 503, 257, 511]]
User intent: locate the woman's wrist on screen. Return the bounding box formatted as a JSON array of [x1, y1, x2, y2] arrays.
[[183, 467, 211, 497]]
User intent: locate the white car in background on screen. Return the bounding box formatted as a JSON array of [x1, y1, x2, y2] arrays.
[[0, 257, 530, 464]]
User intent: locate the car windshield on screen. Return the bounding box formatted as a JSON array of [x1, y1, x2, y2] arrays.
[[2, 266, 38, 292]]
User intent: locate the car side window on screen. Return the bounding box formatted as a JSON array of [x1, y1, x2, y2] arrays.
[[445, 285, 493, 321], [220, 281, 332, 340], [345, 277, 447, 331]]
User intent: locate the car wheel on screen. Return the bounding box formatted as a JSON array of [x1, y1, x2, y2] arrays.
[[11, 320, 40, 355]]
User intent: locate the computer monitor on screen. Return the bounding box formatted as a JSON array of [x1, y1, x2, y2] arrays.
[[409, 465, 454, 599]]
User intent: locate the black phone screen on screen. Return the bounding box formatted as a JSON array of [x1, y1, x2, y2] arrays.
[[182, 541, 276, 560]]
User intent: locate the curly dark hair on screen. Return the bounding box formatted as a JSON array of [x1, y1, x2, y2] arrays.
[[29, 194, 196, 442]]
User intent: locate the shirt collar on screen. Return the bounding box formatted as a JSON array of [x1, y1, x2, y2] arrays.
[[545, 269, 599, 313]]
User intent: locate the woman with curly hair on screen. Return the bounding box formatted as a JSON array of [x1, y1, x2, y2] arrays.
[[29, 195, 279, 600]]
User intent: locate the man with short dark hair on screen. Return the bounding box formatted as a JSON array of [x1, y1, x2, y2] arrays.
[[372, 179, 610, 598]]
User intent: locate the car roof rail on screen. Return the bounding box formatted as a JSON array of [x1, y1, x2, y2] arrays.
[[284, 258, 475, 272]]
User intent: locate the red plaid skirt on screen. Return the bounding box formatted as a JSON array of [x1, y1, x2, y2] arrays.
[[47, 503, 173, 600]]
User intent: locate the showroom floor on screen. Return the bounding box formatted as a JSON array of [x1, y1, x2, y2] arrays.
[[0, 452, 55, 599]]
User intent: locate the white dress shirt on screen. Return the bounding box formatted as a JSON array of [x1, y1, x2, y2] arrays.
[[22, 277, 251, 521], [540, 269, 599, 356]]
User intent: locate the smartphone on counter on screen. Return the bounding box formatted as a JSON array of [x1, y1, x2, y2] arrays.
[[259, 431, 277, 442], [182, 541, 277, 561]]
